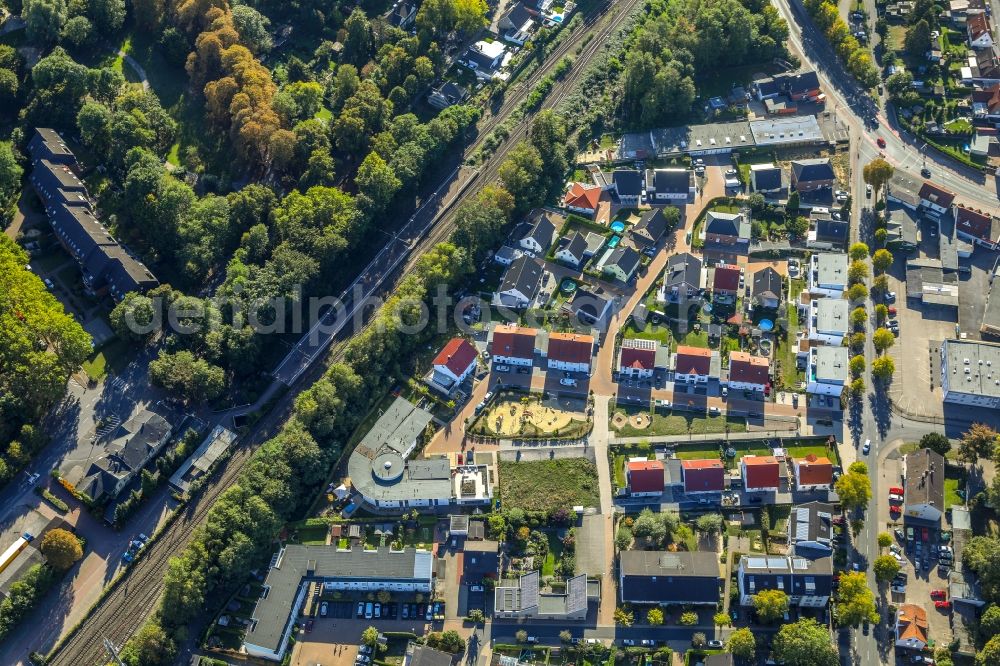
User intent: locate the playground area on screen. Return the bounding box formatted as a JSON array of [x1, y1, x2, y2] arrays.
[[471, 394, 591, 439]]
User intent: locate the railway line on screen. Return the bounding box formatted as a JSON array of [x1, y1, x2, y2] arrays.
[[45, 3, 641, 663]]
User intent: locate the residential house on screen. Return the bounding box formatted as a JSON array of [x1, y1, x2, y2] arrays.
[[727, 352, 770, 393], [404, 645, 453, 666], [430, 338, 478, 392], [613, 169, 643, 206], [741, 455, 780, 492], [77, 409, 174, 504], [806, 346, 849, 397], [618, 338, 669, 379], [752, 267, 782, 309], [793, 456, 834, 491], [427, 81, 469, 110], [964, 49, 1000, 88], [703, 211, 751, 245], [462, 539, 500, 586], [554, 231, 589, 267], [918, 182, 957, 217], [903, 449, 946, 524], [711, 264, 741, 301], [630, 209, 668, 248], [495, 571, 595, 620], [808, 253, 848, 297], [752, 70, 821, 102], [518, 212, 557, 254], [646, 168, 695, 202], [790, 158, 835, 192], [601, 246, 641, 282], [564, 287, 612, 327], [627, 460, 665, 497], [681, 459, 726, 494], [658, 253, 703, 304], [808, 297, 849, 346], [736, 555, 833, 608], [895, 604, 929, 651], [244, 546, 434, 661], [750, 164, 784, 195], [493, 255, 546, 309], [493, 245, 522, 266], [954, 205, 999, 249], [463, 41, 507, 79], [619, 551, 722, 606], [787, 502, 834, 555], [807, 218, 849, 250], [490, 324, 537, 367], [546, 332, 593, 373], [671, 346, 720, 384], [28, 127, 75, 164], [498, 2, 535, 44], [385, 1, 417, 28], [968, 13, 994, 48], [562, 182, 602, 216]]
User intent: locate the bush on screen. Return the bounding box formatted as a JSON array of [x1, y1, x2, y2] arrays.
[[0, 564, 58, 642]]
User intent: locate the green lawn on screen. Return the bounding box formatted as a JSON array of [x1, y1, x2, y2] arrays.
[[673, 443, 723, 460], [498, 458, 600, 512], [611, 408, 747, 437], [944, 478, 963, 508], [81, 338, 133, 382], [622, 322, 672, 345], [675, 329, 709, 349]]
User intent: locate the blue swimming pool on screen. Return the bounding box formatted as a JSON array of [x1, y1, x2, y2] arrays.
[[551, 13, 564, 22], [607, 234, 621, 248], [610, 220, 626, 233]]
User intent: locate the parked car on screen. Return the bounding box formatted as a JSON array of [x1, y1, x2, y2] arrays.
[[559, 378, 578, 386], [934, 600, 951, 610], [357, 602, 365, 618], [930, 589, 947, 600], [622, 640, 636, 646], [877, 137, 886, 148], [495, 365, 510, 373], [863, 439, 871, 455], [402, 604, 409, 619], [374, 603, 381, 619], [921, 167, 931, 177], [707, 640, 724, 649], [320, 602, 328, 617], [365, 602, 373, 619]]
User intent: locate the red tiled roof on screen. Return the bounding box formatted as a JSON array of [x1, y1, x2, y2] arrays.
[[918, 182, 956, 208], [548, 332, 594, 364], [681, 459, 725, 492], [713, 265, 741, 292], [563, 182, 602, 211], [492, 325, 536, 359], [681, 459, 724, 470], [955, 205, 995, 242], [897, 604, 929, 645], [796, 454, 833, 485], [433, 338, 478, 376], [728, 352, 770, 385], [620, 346, 655, 371], [627, 460, 665, 493], [969, 12, 991, 40], [742, 455, 780, 489], [674, 345, 712, 375]]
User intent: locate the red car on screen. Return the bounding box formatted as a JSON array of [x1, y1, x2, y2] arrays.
[[888, 306, 897, 316], [890, 505, 902, 517], [889, 487, 904, 495], [877, 137, 887, 148], [930, 590, 947, 600], [922, 528, 930, 542], [934, 600, 952, 610]]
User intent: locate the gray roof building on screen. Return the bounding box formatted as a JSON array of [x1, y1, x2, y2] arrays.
[[245, 546, 433, 661], [28, 127, 75, 163], [494, 570, 593, 619], [520, 212, 557, 252], [612, 169, 643, 198], [814, 346, 849, 384], [787, 502, 835, 556], [664, 252, 703, 291], [752, 267, 782, 303], [604, 246, 641, 279], [619, 551, 722, 605], [791, 158, 835, 184], [631, 209, 668, 246], [903, 448, 946, 523], [704, 211, 751, 240], [750, 164, 783, 192], [750, 116, 825, 147], [813, 219, 848, 247], [651, 168, 693, 194], [496, 255, 545, 307], [405, 644, 453, 666]]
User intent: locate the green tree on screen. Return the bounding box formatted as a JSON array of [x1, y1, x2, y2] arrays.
[[872, 249, 893, 273], [614, 607, 634, 626], [848, 260, 869, 284], [691, 632, 707, 649], [851, 307, 868, 328], [515, 630, 528, 643], [874, 304, 888, 324], [873, 328, 895, 353], [958, 423, 998, 464], [877, 532, 892, 549], [752, 589, 789, 623], [727, 627, 755, 660], [849, 461, 868, 475], [632, 508, 667, 544], [872, 554, 902, 582], [850, 377, 865, 397], [39, 528, 82, 570], [232, 4, 272, 54], [695, 513, 724, 534], [356, 151, 401, 215], [713, 611, 731, 627], [905, 19, 932, 57], [835, 571, 878, 626], [978, 635, 1000, 666], [679, 611, 698, 625], [558, 629, 572, 643], [980, 604, 1000, 640], [362, 626, 379, 647], [0, 142, 23, 205], [919, 433, 951, 457], [835, 471, 871, 511], [863, 158, 894, 200], [849, 242, 870, 260], [647, 607, 664, 625], [24, 0, 67, 44], [148, 350, 226, 403], [773, 618, 838, 666], [615, 524, 633, 550], [850, 355, 866, 377], [872, 355, 895, 381], [60, 15, 93, 46], [848, 283, 868, 301], [119, 620, 177, 666], [87, 0, 125, 33]]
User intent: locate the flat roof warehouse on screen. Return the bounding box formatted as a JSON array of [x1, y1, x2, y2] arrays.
[[619, 115, 827, 159]]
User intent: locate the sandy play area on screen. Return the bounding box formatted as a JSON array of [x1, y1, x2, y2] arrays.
[[481, 397, 586, 437]]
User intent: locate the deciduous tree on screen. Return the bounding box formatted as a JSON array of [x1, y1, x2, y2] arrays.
[[873, 554, 901, 582], [40, 528, 82, 570], [752, 589, 788, 623], [773, 618, 838, 666]]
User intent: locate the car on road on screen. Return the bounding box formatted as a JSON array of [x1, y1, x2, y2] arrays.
[[930, 589, 947, 600], [320, 602, 328, 617], [559, 378, 578, 386], [863, 439, 871, 455], [889, 492, 904, 503], [622, 640, 635, 646], [895, 528, 905, 541], [934, 600, 951, 610], [721, 387, 728, 398], [25, 472, 39, 485], [43, 277, 55, 290], [866, 183, 873, 197], [891, 583, 907, 594], [921, 167, 931, 177], [890, 544, 902, 554], [707, 640, 724, 648], [877, 137, 886, 148]]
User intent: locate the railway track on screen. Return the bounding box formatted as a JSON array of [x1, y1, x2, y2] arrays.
[[46, 3, 641, 664]]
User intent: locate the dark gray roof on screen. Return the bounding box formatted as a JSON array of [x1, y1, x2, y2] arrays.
[[429, 81, 468, 107], [632, 209, 667, 244], [739, 555, 833, 599], [704, 211, 747, 238], [407, 645, 453, 666], [705, 654, 735, 666], [815, 219, 848, 245], [502, 2, 533, 28], [462, 540, 499, 579], [665, 252, 702, 288], [613, 169, 642, 196], [386, 1, 416, 26], [752, 166, 783, 191], [29, 127, 75, 162], [752, 267, 782, 301], [247, 546, 433, 656], [522, 212, 557, 250], [653, 168, 692, 194], [558, 232, 588, 261], [788, 501, 834, 555], [904, 449, 945, 511], [783, 70, 820, 94], [499, 255, 543, 299], [607, 246, 640, 275], [107, 410, 172, 472], [619, 551, 722, 604], [567, 287, 611, 324], [791, 158, 835, 184]]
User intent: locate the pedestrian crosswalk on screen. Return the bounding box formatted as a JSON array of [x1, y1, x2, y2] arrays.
[[94, 415, 121, 439]]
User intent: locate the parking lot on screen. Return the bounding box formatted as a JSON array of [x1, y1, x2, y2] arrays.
[[291, 614, 435, 666]]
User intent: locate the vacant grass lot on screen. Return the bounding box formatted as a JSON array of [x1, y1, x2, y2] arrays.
[[611, 408, 747, 438], [498, 458, 600, 512], [81, 338, 132, 382]]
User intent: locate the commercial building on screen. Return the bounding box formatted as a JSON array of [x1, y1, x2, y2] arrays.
[[244, 546, 434, 661], [736, 555, 833, 608], [939, 338, 1000, 409], [619, 550, 722, 606]]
